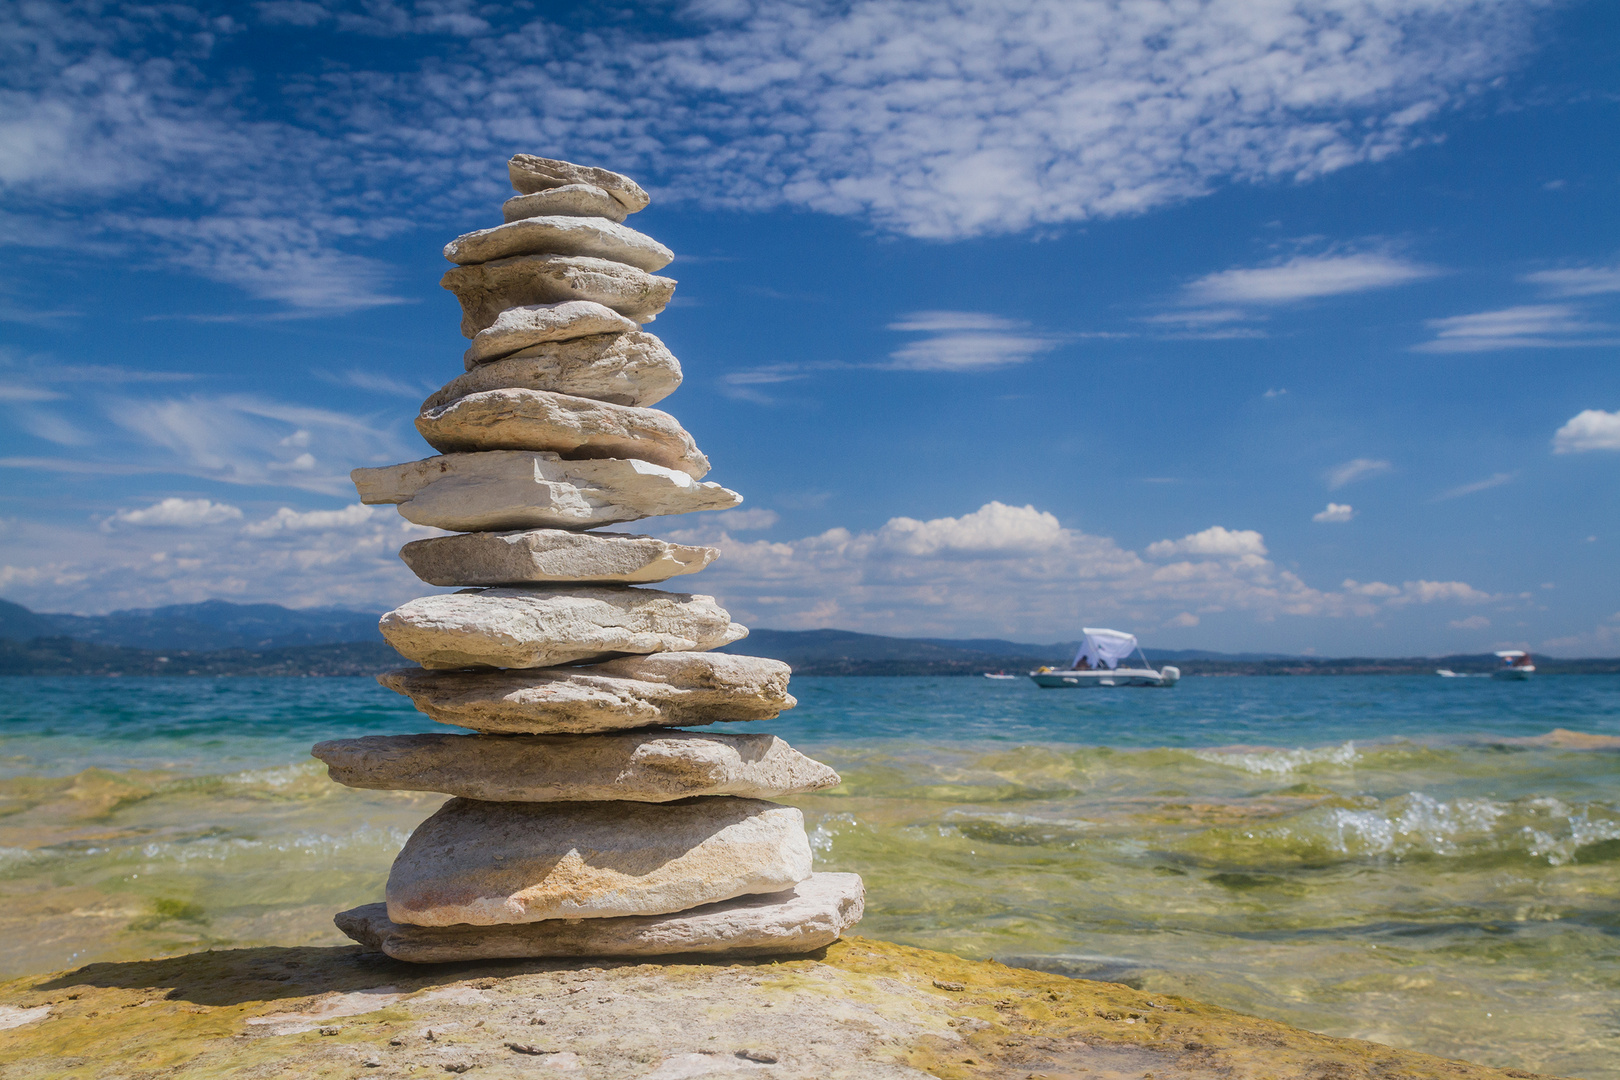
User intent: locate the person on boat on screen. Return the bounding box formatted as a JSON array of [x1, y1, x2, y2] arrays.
[[1073, 656, 1091, 670]]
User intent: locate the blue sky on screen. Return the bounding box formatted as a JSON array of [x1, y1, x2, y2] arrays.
[[2, 0, 1617, 655]]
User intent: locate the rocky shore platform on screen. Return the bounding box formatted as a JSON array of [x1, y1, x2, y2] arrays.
[[0, 937, 1557, 1080]]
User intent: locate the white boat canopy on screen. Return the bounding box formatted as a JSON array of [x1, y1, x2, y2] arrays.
[[1073, 628, 1139, 671], [1495, 650, 1528, 659]]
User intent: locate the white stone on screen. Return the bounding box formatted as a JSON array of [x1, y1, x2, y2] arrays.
[[385, 797, 811, 925], [463, 302, 639, 366], [444, 217, 673, 272], [376, 653, 795, 734], [509, 155, 650, 213], [442, 256, 675, 337], [379, 586, 748, 670], [352, 452, 742, 532], [504, 184, 626, 224], [337, 873, 864, 962], [443, 331, 681, 405], [312, 731, 840, 802], [398, 529, 717, 587], [415, 389, 710, 479]]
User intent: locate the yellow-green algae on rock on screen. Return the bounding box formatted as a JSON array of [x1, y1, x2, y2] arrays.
[[0, 937, 1563, 1080]]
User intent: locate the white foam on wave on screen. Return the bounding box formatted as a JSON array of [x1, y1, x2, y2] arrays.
[[1193, 741, 1359, 775]]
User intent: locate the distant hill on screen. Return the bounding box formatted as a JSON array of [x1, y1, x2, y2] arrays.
[[0, 637, 403, 677], [0, 598, 383, 650]]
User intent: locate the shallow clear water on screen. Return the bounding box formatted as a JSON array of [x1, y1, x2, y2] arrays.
[[2, 674, 1617, 1077]]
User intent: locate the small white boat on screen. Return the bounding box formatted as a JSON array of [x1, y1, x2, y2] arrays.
[[1030, 628, 1179, 689], [982, 671, 1019, 680], [1492, 650, 1535, 680]]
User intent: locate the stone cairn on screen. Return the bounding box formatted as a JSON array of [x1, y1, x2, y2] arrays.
[[314, 155, 864, 964]]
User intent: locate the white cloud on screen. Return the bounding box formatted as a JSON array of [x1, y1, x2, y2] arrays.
[[1522, 265, 1620, 297], [887, 311, 1058, 371], [111, 498, 244, 528], [873, 502, 1067, 557], [1185, 253, 1435, 305], [1391, 580, 1492, 605], [710, 508, 780, 532], [1552, 409, 1620, 453], [1434, 471, 1518, 500], [1313, 503, 1355, 523], [1449, 615, 1490, 630], [242, 504, 379, 536], [1146, 526, 1267, 559], [1414, 304, 1615, 353], [1326, 458, 1392, 489]]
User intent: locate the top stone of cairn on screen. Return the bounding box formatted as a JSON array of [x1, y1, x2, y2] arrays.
[[510, 155, 650, 214]]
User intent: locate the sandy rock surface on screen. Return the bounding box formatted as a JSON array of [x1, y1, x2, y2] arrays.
[[509, 154, 650, 212], [338, 874, 862, 963], [399, 529, 717, 587], [387, 797, 811, 925], [377, 653, 795, 733], [0, 937, 1557, 1080], [463, 302, 640, 365], [442, 255, 675, 336], [313, 731, 839, 802], [415, 389, 710, 478], [444, 216, 673, 271], [503, 183, 627, 223], [379, 585, 747, 670], [352, 451, 742, 532]]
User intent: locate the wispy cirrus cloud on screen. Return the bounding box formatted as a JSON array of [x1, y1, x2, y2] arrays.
[[886, 312, 1059, 372], [1413, 304, 1617, 353], [1521, 264, 1620, 298], [1184, 253, 1437, 305], [1434, 471, 1518, 500], [1326, 458, 1392, 489]]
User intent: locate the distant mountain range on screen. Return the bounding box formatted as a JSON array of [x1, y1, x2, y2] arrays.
[[2, 598, 1616, 676]]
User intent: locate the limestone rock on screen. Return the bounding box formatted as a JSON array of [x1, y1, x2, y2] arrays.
[[446, 331, 681, 404], [338, 873, 863, 962], [444, 217, 673, 272], [352, 451, 742, 532], [398, 529, 717, 587], [415, 389, 710, 478], [509, 154, 650, 213], [463, 302, 639, 366], [312, 731, 840, 802], [441, 255, 675, 337], [378, 585, 747, 670], [376, 653, 795, 733], [385, 797, 811, 925], [503, 183, 626, 224]]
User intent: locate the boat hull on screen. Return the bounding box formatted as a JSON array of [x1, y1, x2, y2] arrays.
[[1030, 667, 1174, 689], [1492, 667, 1534, 680]]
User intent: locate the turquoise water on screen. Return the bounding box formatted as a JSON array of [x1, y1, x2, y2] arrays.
[[3, 674, 1618, 1077]]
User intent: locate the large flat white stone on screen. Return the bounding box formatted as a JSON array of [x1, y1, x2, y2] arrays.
[[385, 797, 811, 926], [444, 216, 672, 272], [312, 731, 839, 802], [337, 873, 864, 962], [415, 389, 710, 478], [503, 183, 626, 223], [509, 154, 650, 213], [377, 653, 795, 734], [352, 451, 741, 532], [444, 331, 681, 405], [441, 255, 675, 336], [398, 529, 717, 587], [463, 302, 639, 366], [379, 585, 747, 670]]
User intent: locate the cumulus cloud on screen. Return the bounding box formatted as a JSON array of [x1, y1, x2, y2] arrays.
[[1146, 526, 1268, 559], [111, 498, 244, 528], [1326, 458, 1392, 489], [1184, 253, 1435, 305], [1413, 304, 1616, 353], [1552, 409, 1620, 453], [242, 503, 379, 536], [0, 0, 1553, 309], [1313, 503, 1355, 523]]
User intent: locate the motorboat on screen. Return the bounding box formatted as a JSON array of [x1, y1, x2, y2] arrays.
[[1030, 628, 1180, 688], [982, 671, 1019, 680], [1491, 650, 1535, 680]]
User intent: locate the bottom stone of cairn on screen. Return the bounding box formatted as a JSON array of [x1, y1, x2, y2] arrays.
[[336, 872, 865, 963]]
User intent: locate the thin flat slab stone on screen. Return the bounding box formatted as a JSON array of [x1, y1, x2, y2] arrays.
[[379, 585, 747, 670], [376, 653, 795, 734], [352, 452, 741, 532], [504, 183, 626, 224], [385, 796, 811, 925], [445, 332, 681, 405], [312, 731, 840, 802], [442, 255, 675, 337], [444, 217, 673, 272], [337, 872, 864, 962], [415, 389, 710, 478], [509, 154, 650, 212], [398, 529, 717, 587], [464, 302, 639, 366]]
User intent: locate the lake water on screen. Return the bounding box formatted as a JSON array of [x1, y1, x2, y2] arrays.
[[3, 673, 1617, 1077]]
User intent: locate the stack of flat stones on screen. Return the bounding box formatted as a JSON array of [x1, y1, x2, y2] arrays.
[[317, 155, 864, 964]]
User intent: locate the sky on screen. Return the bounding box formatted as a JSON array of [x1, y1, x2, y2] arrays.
[[1, 0, 1618, 656]]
